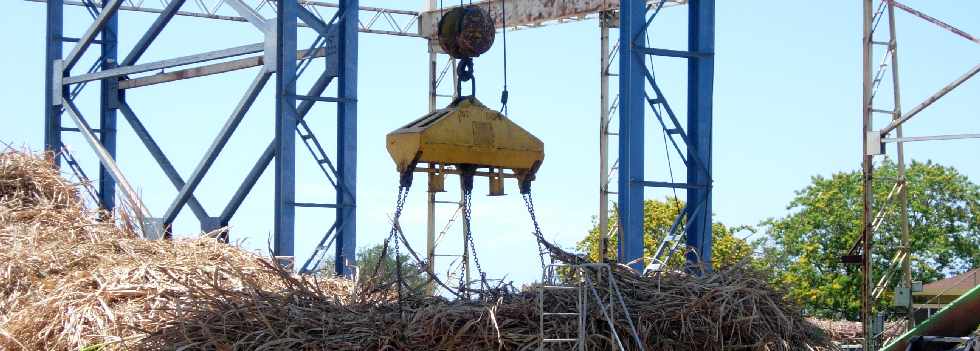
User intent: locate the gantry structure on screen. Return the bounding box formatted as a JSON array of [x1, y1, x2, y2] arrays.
[[39, 0, 716, 279], [851, 1, 979, 349]]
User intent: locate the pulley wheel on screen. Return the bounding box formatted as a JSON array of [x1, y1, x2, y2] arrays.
[[438, 5, 495, 59]]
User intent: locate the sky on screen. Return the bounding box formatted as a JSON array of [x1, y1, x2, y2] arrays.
[[1, 1, 978, 288]]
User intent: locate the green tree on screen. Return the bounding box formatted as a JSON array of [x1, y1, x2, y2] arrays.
[[320, 243, 427, 292], [761, 159, 980, 319], [576, 198, 755, 271]]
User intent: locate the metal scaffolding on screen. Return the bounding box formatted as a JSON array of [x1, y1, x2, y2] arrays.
[[42, 0, 360, 275], [616, 0, 714, 270], [853, 1, 979, 349]]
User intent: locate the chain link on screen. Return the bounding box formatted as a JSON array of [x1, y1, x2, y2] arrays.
[[523, 192, 551, 269], [457, 189, 489, 298], [372, 186, 410, 281]]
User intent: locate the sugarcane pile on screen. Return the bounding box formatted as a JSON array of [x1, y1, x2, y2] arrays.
[[0, 149, 836, 350], [807, 318, 905, 344]]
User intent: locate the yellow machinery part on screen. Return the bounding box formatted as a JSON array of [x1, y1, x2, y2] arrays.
[[386, 96, 544, 179]]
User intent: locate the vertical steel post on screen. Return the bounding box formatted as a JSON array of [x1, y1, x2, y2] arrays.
[[426, 35, 438, 292], [45, 0, 64, 166], [99, 2, 119, 211], [617, 0, 646, 269], [861, 0, 875, 348], [274, 0, 299, 263], [885, 1, 913, 330], [335, 0, 358, 276], [598, 11, 611, 263], [685, 0, 715, 268]]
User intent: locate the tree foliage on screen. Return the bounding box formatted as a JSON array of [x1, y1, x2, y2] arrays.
[[319, 243, 427, 292], [761, 159, 980, 319], [576, 198, 755, 271]]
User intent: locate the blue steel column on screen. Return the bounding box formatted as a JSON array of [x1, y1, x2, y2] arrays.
[[618, 0, 646, 269], [99, 3, 119, 211], [335, 0, 358, 277], [274, 0, 298, 262], [45, 0, 64, 166], [685, 0, 714, 268]]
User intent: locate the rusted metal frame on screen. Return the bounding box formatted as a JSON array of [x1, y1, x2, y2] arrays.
[[884, 2, 914, 331], [883, 133, 980, 143], [878, 64, 980, 137], [861, 1, 875, 348], [872, 249, 909, 299], [887, 0, 980, 45], [871, 182, 904, 234], [846, 181, 903, 258], [869, 45, 893, 101], [418, 0, 684, 39]]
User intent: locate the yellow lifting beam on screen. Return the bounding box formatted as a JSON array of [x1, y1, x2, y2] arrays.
[[386, 96, 544, 193]]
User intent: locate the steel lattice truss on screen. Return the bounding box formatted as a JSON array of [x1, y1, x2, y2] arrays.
[[29, 0, 422, 36], [36, 0, 707, 279]]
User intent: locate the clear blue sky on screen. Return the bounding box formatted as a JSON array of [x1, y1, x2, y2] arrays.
[[1, 1, 977, 286]]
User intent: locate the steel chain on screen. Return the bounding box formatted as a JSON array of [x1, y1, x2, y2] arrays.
[[463, 192, 487, 287], [374, 186, 410, 283], [522, 192, 551, 269]]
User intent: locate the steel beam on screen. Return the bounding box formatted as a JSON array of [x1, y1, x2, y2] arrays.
[[883, 133, 980, 143], [225, 0, 269, 32], [162, 71, 272, 227], [63, 98, 152, 226], [64, 43, 265, 85], [617, 0, 646, 270], [117, 101, 211, 224], [878, 63, 980, 137], [274, 0, 299, 261], [63, 0, 122, 71], [26, 0, 424, 38], [219, 71, 333, 224], [45, 0, 64, 165], [121, 0, 186, 66], [599, 11, 612, 263], [861, 1, 875, 349], [684, 0, 714, 269], [119, 48, 327, 89], [98, 0, 119, 212], [334, 0, 358, 277]]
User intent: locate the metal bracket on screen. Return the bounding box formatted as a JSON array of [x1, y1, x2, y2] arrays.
[[200, 216, 224, 232], [264, 24, 278, 72], [143, 217, 165, 240], [866, 131, 885, 155], [52, 59, 63, 105]]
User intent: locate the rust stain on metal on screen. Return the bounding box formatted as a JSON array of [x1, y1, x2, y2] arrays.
[[419, 0, 685, 39]]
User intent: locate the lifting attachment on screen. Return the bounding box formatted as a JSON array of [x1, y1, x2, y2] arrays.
[[378, 4, 549, 300]]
